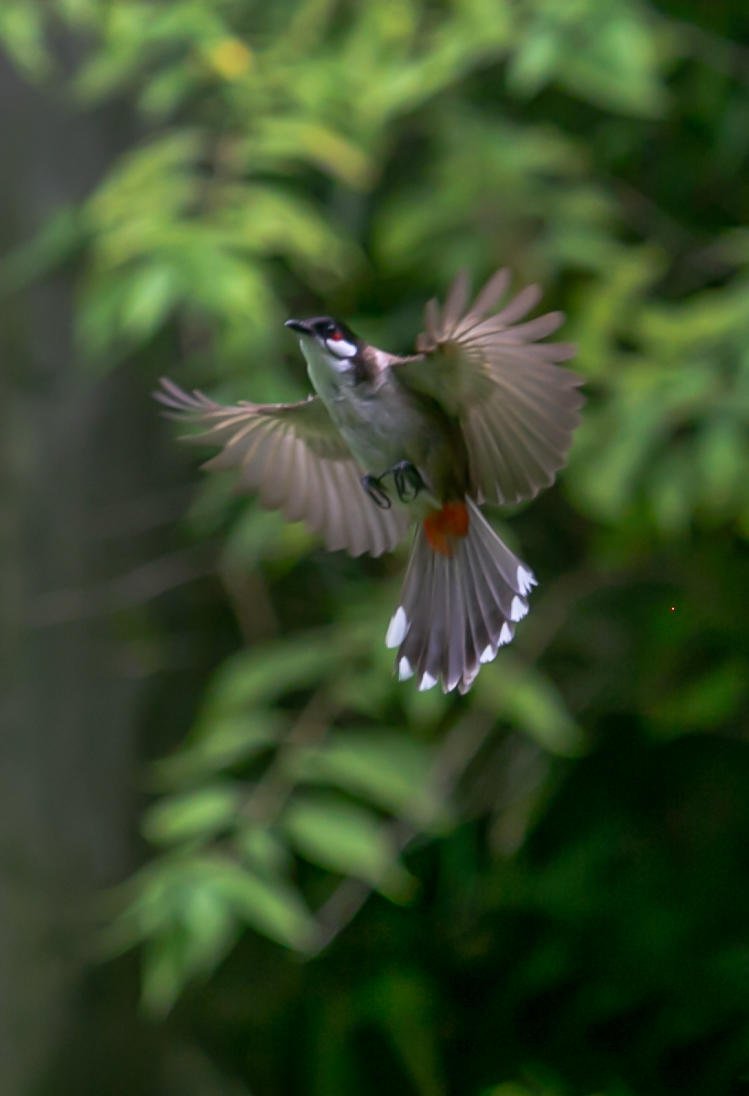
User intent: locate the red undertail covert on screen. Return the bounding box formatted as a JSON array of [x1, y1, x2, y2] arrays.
[[423, 501, 470, 557]]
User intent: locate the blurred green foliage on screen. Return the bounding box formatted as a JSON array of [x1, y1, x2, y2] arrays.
[[3, 0, 749, 1092]]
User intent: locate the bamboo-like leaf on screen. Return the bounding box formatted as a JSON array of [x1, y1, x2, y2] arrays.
[[153, 714, 283, 787], [143, 785, 240, 845], [288, 732, 443, 828], [475, 658, 583, 757], [282, 793, 413, 898], [201, 636, 341, 716], [0, 3, 51, 79], [207, 858, 317, 951]]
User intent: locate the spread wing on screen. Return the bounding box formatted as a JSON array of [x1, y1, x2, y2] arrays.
[[398, 269, 584, 506], [155, 378, 411, 557]]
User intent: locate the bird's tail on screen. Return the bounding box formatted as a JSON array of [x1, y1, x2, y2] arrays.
[[385, 498, 536, 694]]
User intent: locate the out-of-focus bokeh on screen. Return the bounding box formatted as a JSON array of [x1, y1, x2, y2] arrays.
[[2, 1, 748, 1093]]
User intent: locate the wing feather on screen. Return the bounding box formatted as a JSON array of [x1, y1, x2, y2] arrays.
[[285, 437, 309, 522], [441, 268, 471, 333], [401, 270, 584, 505], [468, 267, 511, 319], [155, 378, 410, 557]]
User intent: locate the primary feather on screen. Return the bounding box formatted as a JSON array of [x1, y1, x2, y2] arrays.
[[155, 379, 410, 557], [403, 269, 584, 505]]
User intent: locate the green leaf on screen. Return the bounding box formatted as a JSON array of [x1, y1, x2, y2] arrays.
[[186, 250, 272, 323], [475, 658, 583, 756], [507, 0, 668, 118], [559, 8, 667, 117], [570, 377, 668, 521], [696, 416, 747, 516], [141, 929, 189, 1016], [651, 660, 748, 733], [118, 859, 240, 1014], [574, 247, 663, 377], [282, 793, 413, 898], [154, 713, 282, 786], [648, 442, 696, 535], [76, 271, 132, 359], [219, 183, 358, 278], [0, 3, 51, 79], [356, 969, 444, 1095], [207, 858, 317, 951], [118, 261, 179, 342], [201, 635, 342, 716], [221, 505, 316, 569], [0, 206, 84, 294], [639, 282, 749, 355], [138, 62, 193, 118], [178, 885, 238, 978], [247, 118, 373, 189], [143, 785, 240, 845], [236, 826, 291, 878], [88, 130, 201, 224], [506, 27, 558, 97], [288, 732, 443, 828]]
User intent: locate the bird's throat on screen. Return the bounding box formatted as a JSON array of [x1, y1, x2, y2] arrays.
[[298, 337, 351, 401]]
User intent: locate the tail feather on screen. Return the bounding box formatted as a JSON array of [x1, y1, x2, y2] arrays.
[[448, 563, 468, 691], [411, 552, 445, 690], [458, 541, 499, 675], [386, 499, 536, 693], [423, 557, 446, 688]]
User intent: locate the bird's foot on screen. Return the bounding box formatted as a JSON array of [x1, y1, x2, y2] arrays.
[[390, 460, 425, 503], [361, 474, 392, 510]]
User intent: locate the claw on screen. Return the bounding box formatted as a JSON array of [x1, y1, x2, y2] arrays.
[[391, 460, 425, 503], [362, 474, 392, 510]]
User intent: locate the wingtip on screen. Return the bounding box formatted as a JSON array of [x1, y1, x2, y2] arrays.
[[153, 377, 189, 418], [152, 375, 178, 406], [469, 267, 511, 319], [153, 376, 216, 417], [442, 268, 471, 333]]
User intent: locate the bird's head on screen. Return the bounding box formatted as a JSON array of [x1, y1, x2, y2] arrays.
[[285, 316, 361, 372]]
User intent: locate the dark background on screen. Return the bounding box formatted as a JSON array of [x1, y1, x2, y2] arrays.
[[1, 2, 748, 1093]]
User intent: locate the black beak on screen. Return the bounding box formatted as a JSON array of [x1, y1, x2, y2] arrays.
[[285, 318, 313, 335]]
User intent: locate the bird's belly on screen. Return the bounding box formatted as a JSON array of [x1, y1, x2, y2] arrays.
[[341, 422, 405, 473], [329, 398, 412, 474], [319, 381, 464, 504]]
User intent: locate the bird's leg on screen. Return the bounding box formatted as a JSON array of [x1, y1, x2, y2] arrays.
[[390, 460, 425, 503], [361, 474, 392, 510]]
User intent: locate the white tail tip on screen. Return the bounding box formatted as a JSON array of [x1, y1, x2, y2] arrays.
[[418, 671, 437, 692], [510, 596, 528, 622], [398, 656, 414, 681], [386, 606, 409, 648], [517, 566, 537, 595]]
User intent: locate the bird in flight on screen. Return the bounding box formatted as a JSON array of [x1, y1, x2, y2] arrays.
[[156, 269, 583, 694]]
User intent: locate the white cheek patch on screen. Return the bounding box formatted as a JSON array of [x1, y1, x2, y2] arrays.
[[326, 337, 357, 359]]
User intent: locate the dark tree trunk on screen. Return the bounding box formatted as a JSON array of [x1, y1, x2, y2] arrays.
[[0, 49, 181, 1095]]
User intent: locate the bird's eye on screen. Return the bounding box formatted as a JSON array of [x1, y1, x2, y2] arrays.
[[329, 330, 343, 341]]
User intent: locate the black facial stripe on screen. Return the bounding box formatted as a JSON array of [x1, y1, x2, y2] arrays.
[[311, 317, 356, 340]]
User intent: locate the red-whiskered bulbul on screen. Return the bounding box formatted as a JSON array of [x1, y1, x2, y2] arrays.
[[156, 269, 584, 693]]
